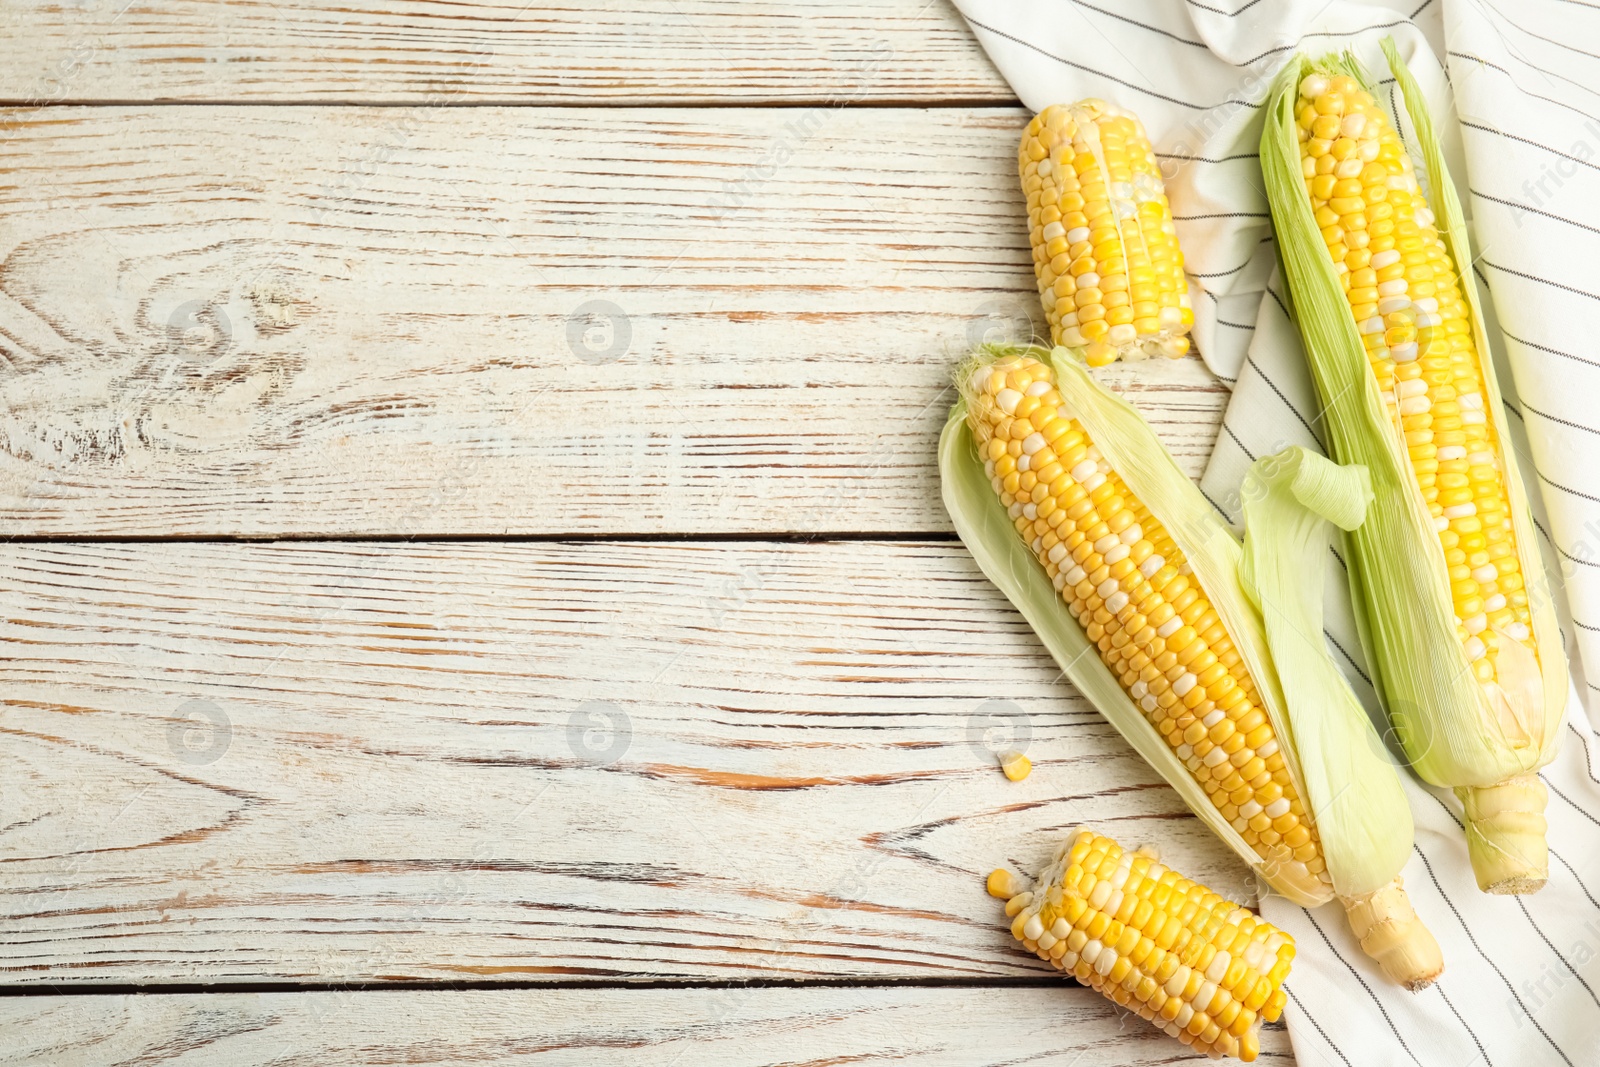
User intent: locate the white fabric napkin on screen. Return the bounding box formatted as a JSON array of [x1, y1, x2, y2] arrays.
[[949, 1, 1600, 1063]]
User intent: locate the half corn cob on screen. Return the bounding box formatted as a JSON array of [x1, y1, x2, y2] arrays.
[[988, 828, 1293, 1061], [941, 345, 1441, 987], [1021, 101, 1193, 366], [1261, 45, 1567, 893]]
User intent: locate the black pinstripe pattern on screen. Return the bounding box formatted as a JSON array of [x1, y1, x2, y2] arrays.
[[1242, 353, 1319, 442], [1500, 328, 1600, 370], [1472, 187, 1600, 236], [1063, 0, 1207, 48], [1457, 6, 1600, 98], [1158, 150, 1258, 162], [1286, 985, 1353, 1067], [1477, 0, 1600, 63], [1448, 50, 1600, 124], [1461, 119, 1600, 175], [1550, 847, 1600, 913], [1183, 0, 1266, 17], [1303, 909, 1426, 1066], [1571, 722, 1600, 786], [1414, 842, 1577, 1067], [1547, 774, 1600, 831], [1482, 259, 1600, 302], [1519, 399, 1600, 437], [1435, 982, 1493, 1067], [963, 16, 1216, 109], [1515, 896, 1600, 1009]]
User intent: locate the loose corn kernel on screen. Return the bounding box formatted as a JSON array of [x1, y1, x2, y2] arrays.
[[1000, 749, 1033, 781]]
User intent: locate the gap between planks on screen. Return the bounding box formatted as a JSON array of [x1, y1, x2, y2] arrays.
[[0, 531, 965, 545], [3, 99, 1024, 110], [0, 975, 1078, 997]]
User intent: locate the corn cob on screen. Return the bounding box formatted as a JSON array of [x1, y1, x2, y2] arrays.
[[1261, 45, 1567, 893], [988, 828, 1292, 1061], [966, 351, 1319, 884], [1020, 101, 1193, 366], [1295, 75, 1531, 683], [942, 345, 1442, 987]]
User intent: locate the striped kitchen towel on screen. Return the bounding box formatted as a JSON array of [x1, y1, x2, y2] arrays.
[[951, 1, 1600, 1064]]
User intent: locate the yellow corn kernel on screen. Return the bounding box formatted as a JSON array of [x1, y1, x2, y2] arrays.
[[1000, 750, 1033, 781]]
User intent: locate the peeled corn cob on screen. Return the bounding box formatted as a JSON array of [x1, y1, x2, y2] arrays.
[[941, 344, 1442, 987], [1021, 101, 1193, 366], [965, 354, 1317, 879], [988, 829, 1292, 1061], [1261, 44, 1567, 893]]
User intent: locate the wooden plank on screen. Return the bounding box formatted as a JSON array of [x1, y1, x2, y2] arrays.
[[0, 988, 1293, 1064], [0, 0, 1011, 105], [0, 106, 1227, 537], [0, 539, 1254, 984]]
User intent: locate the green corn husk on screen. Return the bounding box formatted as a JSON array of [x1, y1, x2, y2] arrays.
[[1260, 43, 1568, 893], [942, 343, 1441, 986], [1239, 446, 1441, 988]]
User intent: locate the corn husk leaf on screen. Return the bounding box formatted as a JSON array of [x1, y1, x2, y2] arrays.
[[940, 344, 1331, 907], [1259, 47, 1566, 792], [1383, 40, 1567, 761], [1238, 447, 1413, 900]]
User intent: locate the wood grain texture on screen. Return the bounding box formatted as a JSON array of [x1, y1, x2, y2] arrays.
[[0, 539, 1257, 984], [0, 106, 1228, 537], [1, 6, 1280, 1063], [0, 0, 1011, 105], [0, 988, 1293, 1065]]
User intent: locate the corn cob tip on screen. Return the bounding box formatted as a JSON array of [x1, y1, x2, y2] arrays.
[[995, 828, 1293, 1061], [1460, 776, 1549, 893], [1339, 878, 1444, 991]]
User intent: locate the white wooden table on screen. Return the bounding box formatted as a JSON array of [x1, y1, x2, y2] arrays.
[[0, 2, 1291, 1061]]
